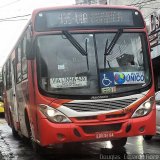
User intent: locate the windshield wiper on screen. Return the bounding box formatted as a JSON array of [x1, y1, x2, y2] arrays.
[[104, 29, 123, 67], [62, 30, 89, 70]]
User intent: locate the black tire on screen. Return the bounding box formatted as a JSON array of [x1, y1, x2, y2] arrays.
[[25, 112, 44, 154], [11, 126, 20, 139], [143, 135, 153, 141], [111, 138, 127, 148], [31, 140, 44, 154], [10, 111, 20, 139]]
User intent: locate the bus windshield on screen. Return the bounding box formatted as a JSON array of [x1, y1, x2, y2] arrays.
[[36, 32, 150, 96]]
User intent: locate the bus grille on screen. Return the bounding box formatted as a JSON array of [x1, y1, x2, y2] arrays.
[[82, 123, 122, 134], [63, 98, 137, 112]]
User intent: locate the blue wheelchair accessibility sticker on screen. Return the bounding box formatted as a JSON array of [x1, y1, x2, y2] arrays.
[[100, 72, 115, 87]]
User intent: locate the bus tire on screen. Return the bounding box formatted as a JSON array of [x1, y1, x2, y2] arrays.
[[11, 126, 19, 139], [111, 138, 127, 148], [143, 135, 153, 141], [31, 140, 44, 154], [10, 111, 19, 139], [25, 111, 44, 154]]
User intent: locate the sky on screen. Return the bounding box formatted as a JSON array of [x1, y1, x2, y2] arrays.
[[0, 0, 75, 68]]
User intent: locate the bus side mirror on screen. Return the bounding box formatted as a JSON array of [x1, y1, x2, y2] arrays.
[[155, 91, 160, 101], [26, 39, 35, 60]]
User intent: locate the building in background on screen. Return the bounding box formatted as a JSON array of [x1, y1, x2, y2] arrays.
[[147, 10, 160, 92]]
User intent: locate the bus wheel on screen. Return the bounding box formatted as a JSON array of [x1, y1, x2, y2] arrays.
[[111, 138, 127, 148], [29, 128, 44, 153], [143, 135, 153, 141], [25, 113, 44, 154], [31, 139, 44, 154], [10, 112, 19, 139], [11, 126, 19, 139]]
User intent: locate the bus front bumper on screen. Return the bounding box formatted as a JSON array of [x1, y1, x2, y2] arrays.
[[38, 110, 156, 147]]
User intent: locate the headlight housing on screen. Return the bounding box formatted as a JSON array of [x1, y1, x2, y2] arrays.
[[131, 97, 154, 118], [39, 104, 72, 123]]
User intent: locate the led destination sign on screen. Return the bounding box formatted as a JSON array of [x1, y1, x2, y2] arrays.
[[35, 8, 144, 31]]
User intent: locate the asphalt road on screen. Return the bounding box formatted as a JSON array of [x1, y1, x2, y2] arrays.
[[0, 117, 160, 160]]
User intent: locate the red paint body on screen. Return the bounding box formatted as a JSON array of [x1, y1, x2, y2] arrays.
[[2, 5, 156, 148]]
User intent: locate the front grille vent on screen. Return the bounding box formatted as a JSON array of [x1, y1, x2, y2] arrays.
[[82, 123, 122, 134], [63, 98, 137, 112]]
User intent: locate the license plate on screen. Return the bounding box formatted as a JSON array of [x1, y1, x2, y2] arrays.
[[95, 131, 114, 139]]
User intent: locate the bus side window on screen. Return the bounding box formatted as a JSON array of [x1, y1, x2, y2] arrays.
[[2, 66, 6, 89], [16, 44, 22, 83], [9, 59, 12, 88], [5, 64, 9, 90], [15, 26, 31, 83], [22, 35, 28, 80], [6, 59, 12, 89]]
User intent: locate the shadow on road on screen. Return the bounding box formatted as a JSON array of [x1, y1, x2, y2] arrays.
[[34, 143, 128, 160]]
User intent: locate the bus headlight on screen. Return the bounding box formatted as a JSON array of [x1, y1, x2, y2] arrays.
[[39, 104, 72, 123], [132, 97, 154, 118]]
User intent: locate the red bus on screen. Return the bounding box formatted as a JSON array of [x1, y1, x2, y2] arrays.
[[2, 5, 156, 152]]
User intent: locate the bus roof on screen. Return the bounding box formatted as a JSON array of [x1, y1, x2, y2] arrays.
[[32, 5, 140, 14]]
